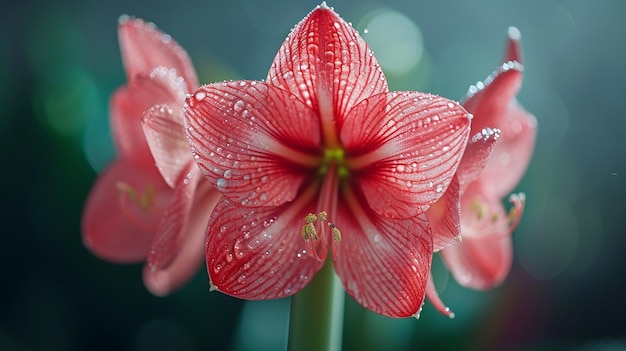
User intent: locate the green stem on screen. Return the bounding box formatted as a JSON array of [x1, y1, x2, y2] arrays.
[[288, 258, 344, 351]]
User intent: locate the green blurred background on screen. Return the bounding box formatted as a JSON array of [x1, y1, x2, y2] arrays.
[[1, 0, 625, 350]]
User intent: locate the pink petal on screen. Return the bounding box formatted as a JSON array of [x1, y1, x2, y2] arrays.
[[462, 66, 523, 131], [184, 82, 321, 207], [266, 5, 388, 122], [110, 68, 188, 165], [426, 175, 461, 252], [456, 127, 500, 193], [117, 16, 198, 89], [505, 27, 523, 64], [146, 163, 200, 270], [475, 102, 536, 199], [143, 181, 221, 296], [333, 189, 433, 318], [205, 195, 324, 299], [442, 192, 525, 289], [82, 159, 172, 263], [142, 103, 191, 188], [341, 92, 471, 219], [425, 274, 455, 318], [440, 233, 513, 290]]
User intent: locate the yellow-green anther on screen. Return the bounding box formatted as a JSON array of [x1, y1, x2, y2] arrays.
[[491, 213, 499, 223], [305, 213, 318, 224], [318, 211, 328, 222], [332, 227, 341, 242], [302, 223, 318, 240], [470, 198, 487, 220]]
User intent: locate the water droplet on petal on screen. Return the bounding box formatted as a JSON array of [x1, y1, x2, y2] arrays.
[[194, 91, 206, 101], [234, 100, 244, 112], [216, 178, 228, 188], [436, 184, 444, 193]]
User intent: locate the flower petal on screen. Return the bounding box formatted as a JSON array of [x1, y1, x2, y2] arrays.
[[185, 81, 321, 207], [456, 127, 500, 193], [117, 16, 198, 88], [426, 175, 461, 252], [505, 27, 523, 64], [82, 159, 171, 263], [110, 67, 188, 165], [146, 163, 200, 270], [205, 196, 324, 299], [425, 273, 455, 318], [143, 181, 221, 296], [462, 62, 523, 131], [476, 102, 536, 199], [342, 92, 470, 219], [440, 232, 512, 290], [443, 192, 525, 289], [333, 189, 433, 318], [266, 5, 387, 122], [142, 103, 191, 188]]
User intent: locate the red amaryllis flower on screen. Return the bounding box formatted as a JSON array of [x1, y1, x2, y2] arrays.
[[184, 3, 471, 318], [82, 17, 220, 296], [426, 27, 537, 317]]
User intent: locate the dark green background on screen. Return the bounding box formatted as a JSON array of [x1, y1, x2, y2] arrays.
[[2, 0, 625, 350]]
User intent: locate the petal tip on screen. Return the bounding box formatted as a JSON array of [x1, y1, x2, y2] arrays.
[[507, 26, 521, 41], [143, 269, 171, 297], [118, 14, 131, 25]]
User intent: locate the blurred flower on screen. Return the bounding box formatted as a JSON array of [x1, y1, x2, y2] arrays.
[[426, 27, 537, 317], [82, 17, 220, 296], [184, 3, 471, 317]]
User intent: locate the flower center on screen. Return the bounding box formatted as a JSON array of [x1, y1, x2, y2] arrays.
[[301, 152, 347, 262], [116, 181, 160, 231], [320, 148, 349, 178]]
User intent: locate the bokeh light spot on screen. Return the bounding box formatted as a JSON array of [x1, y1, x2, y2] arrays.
[[360, 8, 423, 76], [32, 67, 98, 137]]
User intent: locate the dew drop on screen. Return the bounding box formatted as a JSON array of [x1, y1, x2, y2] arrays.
[[220, 226, 227, 233], [374, 234, 382, 243], [223, 170, 232, 179], [238, 275, 247, 283], [234, 239, 244, 258], [234, 100, 244, 112], [194, 91, 206, 101], [447, 102, 455, 109], [243, 262, 251, 270], [213, 264, 222, 273], [436, 184, 444, 193], [397, 164, 405, 172], [216, 178, 228, 188], [261, 175, 269, 183], [225, 252, 233, 263]]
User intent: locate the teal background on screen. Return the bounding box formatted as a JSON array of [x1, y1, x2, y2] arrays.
[[1, 0, 625, 350]]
